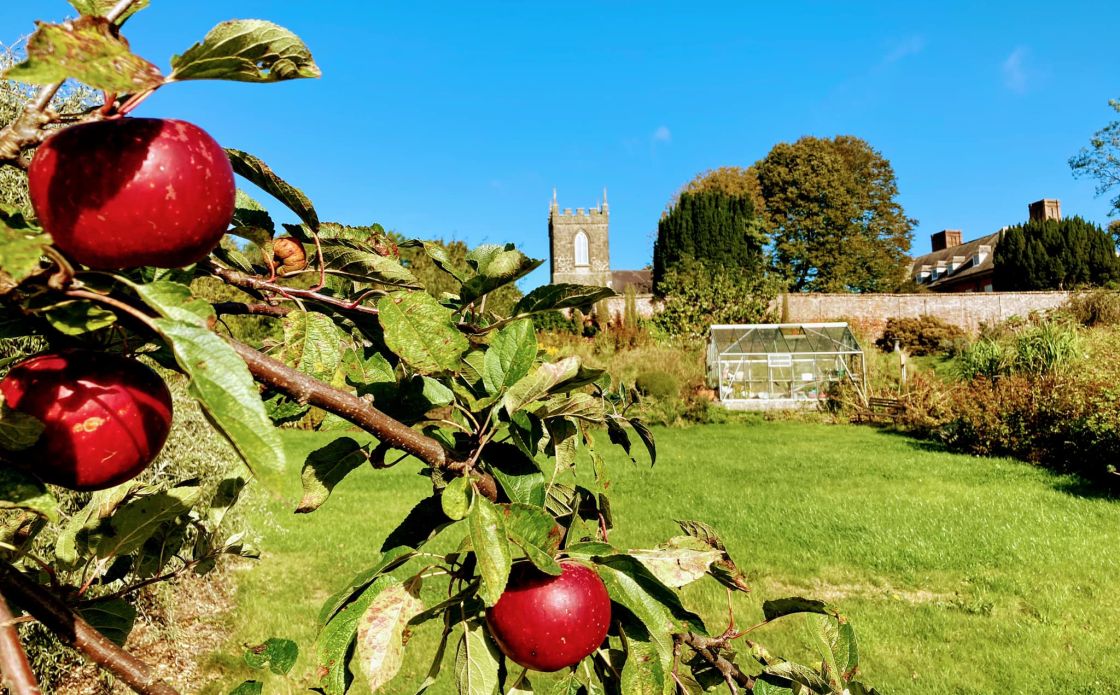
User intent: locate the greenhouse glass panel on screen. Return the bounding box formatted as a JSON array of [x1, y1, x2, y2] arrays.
[[706, 323, 865, 410]]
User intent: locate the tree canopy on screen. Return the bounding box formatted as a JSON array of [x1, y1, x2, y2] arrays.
[[1070, 98, 1120, 217], [992, 216, 1120, 290], [754, 135, 914, 292], [652, 189, 767, 294]]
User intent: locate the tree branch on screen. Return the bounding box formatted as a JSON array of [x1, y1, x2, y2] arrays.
[[208, 264, 381, 317], [211, 302, 291, 318], [679, 632, 752, 693], [0, 590, 40, 695], [0, 561, 179, 695], [225, 337, 498, 500]]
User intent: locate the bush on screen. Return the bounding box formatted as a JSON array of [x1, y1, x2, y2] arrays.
[[875, 315, 965, 356], [634, 370, 680, 399], [957, 338, 1012, 381], [1065, 290, 1120, 327], [531, 310, 578, 334]]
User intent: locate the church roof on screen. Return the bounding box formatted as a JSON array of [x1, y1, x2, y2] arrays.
[[611, 269, 652, 294]]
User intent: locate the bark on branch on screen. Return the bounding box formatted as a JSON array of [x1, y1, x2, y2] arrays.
[[679, 632, 753, 693], [0, 562, 178, 695], [0, 589, 40, 694]]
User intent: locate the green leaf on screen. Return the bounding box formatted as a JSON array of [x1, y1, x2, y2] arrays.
[[135, 517, 188, 579], [170, 19, 321, 82], [0, 216, 47, 287], [662, 532, 750, 593], [762, 597, 840, 622], [377, 291, 469, 375], [764, 661, 831, 692], [54, 484, 138, 565], [531, 393, 605, 423], [752, 679, 794, 695], [469, 495, 511, 606], [0, 397, 44, 452], [441, 476, 472, 521], [228, 682, 263, 695], [225, 149, 319, 232], [455, 620, 501, 695], [341, 348, 396, 392], [133, 280, 216, 327], [317, 576, 394, 695], [461, 245, 543, 304], [412, 616, 454, 694], [503, 503, 563, 576], [504, 357, 581, 415], [402, 239, 466, 283], [381, 496, 455, 554], [482, 319, 537, 396], [513, 284, 616, 316], [244, 637, 298, 675], [620, 617, 669, 695], [233, 190, 276, 233], [356, 579, 423, 693], [278, 310, 346, 384], [482, 442, 545, 507], [78, 598, 136, 647], [152, 319, 287, 490], [66, 0, 150, 25], [318, 546, 416, 625], [320, 238, 418, 287], [4, 17, 164, 92], [95, 483, 201, 558], [0, 468, 57, 522], [628, 418, 656, 467], [296, 436, 369, 513], [40, 300, 117, 336]]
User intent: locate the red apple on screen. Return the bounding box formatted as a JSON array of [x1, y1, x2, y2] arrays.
[[28, 117, 236, 269], [0, 350, 173, 491], [485, 560, 611, 672]]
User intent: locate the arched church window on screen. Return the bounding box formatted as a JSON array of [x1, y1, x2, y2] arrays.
[[574, 230, 589, 267]]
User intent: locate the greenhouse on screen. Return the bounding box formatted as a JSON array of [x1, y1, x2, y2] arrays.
[[707, 322, 866, 410]]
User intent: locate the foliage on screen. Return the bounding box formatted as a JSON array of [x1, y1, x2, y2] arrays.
[[874, 315, 964, 356], [0, 4, 880, 694], [676, 165, 766, 215], [654, 257, 779, 339], [992, 216, 1120, 290], [1063, 289, 1120, 327], [754, 135, 914, 292], [1069, 98, 1120, 216], [653, 190, 767, 293], [634, 370, 681, 400]]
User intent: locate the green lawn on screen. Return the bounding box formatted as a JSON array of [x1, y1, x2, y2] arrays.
[[203, 422, 1120, 694]]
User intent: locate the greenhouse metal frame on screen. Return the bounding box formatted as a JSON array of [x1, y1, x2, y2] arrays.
[[707, 322, 866, 410]]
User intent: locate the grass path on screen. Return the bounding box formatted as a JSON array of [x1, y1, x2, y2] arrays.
[[203, 422, 1120, 694]]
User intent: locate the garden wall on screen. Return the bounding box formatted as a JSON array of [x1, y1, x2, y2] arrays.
[[779, 291, 1072, 335]]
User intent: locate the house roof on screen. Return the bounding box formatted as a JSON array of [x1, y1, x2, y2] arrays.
[[910, 231, 1000, 289], [611, 269, 652, 294]]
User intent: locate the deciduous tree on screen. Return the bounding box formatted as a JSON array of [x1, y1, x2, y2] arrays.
[[1070, 98, 1120, 216]]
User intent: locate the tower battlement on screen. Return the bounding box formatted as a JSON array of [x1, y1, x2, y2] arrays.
[[548, 188, 611, 288]]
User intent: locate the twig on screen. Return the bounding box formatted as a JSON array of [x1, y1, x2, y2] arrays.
[[209, 264, 381, 317], [211, 302, 291, 318], [0, 561, 179, 695], [0, 589, 40, 694], [679, 632, 752, 692]]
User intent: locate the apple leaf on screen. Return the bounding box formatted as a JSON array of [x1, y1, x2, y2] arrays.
[[0, 468, 58, 523], [0, 213, 48, 290], [355, 579, 423, 693], [3, 17, 164, 93], [232, 189, 276, 233], [469, 495, 511, 606], [455, 620, 500, 695], [482, 319, 537, 396], [460, 244, 542, 304], [228, 682, 263, 695], [152, 319, 288, 491], [512, 283, 616, 316], [752, 679, 795, 695], [318, 546, 416, 626], [377, 291, 469, 375], [296, 436, 369, 514], [278, 310, 346, 384], [94, 482, 201, 558], [316, 575, 394, 695], [170, 19, 321, 83], [244, 637, 299, 676], [762, 597, 841, 622], [78, 598, 136, 647], [530, 393, 605, 423], [627, 545, 723, 589], [619, 617, 669, 695], [40, 300, 117, 336], [440, 476, 472, 521], [381, 496, 455, 555], [0, 396, 43, 453], [66, 0, 149, 25], [400, 239, 467, 284], [502, 503, 563, 576], [132, 280, 215, 328], [54, 483, 139, 566], [764, 661, 832, 692], [319, 238, 418, 287], [225, 149, 319, 232], [482, 442, 545, 508], [503, 357, 581, 416]]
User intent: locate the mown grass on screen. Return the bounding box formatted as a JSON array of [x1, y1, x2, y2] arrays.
[[203, 422, 1120, 695]]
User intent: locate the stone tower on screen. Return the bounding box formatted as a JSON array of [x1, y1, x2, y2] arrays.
[[549, 189, 611, 287]]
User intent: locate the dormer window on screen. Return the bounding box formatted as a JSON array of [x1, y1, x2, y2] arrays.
[[574, 230, 589, 267]]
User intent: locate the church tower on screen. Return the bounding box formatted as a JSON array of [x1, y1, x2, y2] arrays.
[[548, 188, 612, 287]]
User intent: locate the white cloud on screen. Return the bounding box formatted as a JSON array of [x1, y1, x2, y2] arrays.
[[883, 35, 926, 65], [652, 125, 672, 144], [1003, 47, 1029, 93]]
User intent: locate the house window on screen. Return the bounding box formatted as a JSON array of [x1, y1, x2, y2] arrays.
[[574, 230, 589, 267]]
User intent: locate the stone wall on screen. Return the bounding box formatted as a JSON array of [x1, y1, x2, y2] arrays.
[[778, 291, 1073, 335], [601, 293, 659, 321]]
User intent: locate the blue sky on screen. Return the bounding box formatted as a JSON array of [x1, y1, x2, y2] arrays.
[[2, 1, 1118, 289]]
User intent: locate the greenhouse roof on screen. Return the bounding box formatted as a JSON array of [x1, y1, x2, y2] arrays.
[[709, 322, 863, 356]]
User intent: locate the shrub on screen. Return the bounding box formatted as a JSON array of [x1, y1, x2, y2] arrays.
[[1065, 290, 1120, 327], [1010, 320, 1083, 376], [957, 338, 1012, 381], [875, 315, 965, 356], [532, 309, 578, 334], [634, 370, 680, 399]]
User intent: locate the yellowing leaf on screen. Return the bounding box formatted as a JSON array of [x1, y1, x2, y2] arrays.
[[355, 580, 422, 693]]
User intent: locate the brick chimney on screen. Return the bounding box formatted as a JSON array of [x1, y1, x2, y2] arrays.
[[1028, 199, 1061, 223], [930, 229, 963, 252]]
